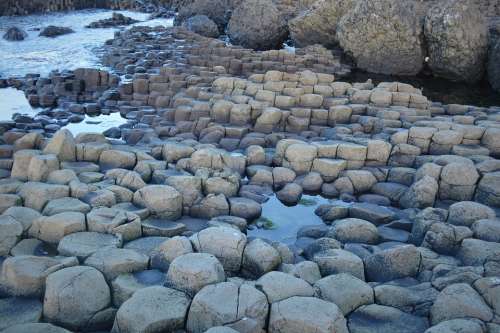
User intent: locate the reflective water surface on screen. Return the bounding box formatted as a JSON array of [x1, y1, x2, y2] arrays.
[[0, 9, 173, 77]]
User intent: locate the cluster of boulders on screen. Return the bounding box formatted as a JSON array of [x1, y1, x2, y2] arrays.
[[86, 12, 139, 28], [2, 14, 500, 333], [170, 0, 499, 91]]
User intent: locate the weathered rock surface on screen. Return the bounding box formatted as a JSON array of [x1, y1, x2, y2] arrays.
[[337, 0, 425, 75]]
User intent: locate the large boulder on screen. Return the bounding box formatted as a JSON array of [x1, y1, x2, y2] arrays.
[[182, 15, 220, 38], [112, 286, 190, 333], [176, 0, 229, 31], [43, 266, 111, 330], [288, 0, 355, 48], [269, 296, 348, 333], [424, 0, 488, 82], [337, 0, 425, 75], [227, 0, 288, 50]]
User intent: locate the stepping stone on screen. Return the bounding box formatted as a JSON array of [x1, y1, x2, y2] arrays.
[[142, 218, 186, 237]]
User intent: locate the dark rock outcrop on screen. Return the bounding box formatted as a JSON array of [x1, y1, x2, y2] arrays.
[[39, 26, 74, 38], [3, 27, 28, 41]]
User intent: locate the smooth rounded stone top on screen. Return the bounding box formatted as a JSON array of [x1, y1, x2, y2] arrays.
[[111, 269, 167, 307], [328, 218, 379, 244], [0, 255, 77, 297], [133, 185, 183, 220], [141, 217, 187, 237], [190, 226, 247, 272], [0, 297, 43, 331], [112, 286, 190, 333], [209, 215, 247, 231], [255, 271, 314, 303], [57, 231, 122, 260], [84, 247, 149, 280], [269, 296, 348, 333], [166, 253, 226, 296], [348, 304, 429, 333], [314, 273, 374, 315], [186, 281, 269, 333], [229, 197, 262, 220], [204, 327, 239, 333], [430, 283, 493, 325], [43, 266, 111, 331], [313, 248, 365, 280], [0, 323, 72, 333], [447, 201, 496, 227], [42, 197, 91, 216]]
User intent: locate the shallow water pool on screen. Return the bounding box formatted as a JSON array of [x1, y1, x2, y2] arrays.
[[0, 87, 38, 120], [0, 9, 173, 77], [248, 194, 331, 245]]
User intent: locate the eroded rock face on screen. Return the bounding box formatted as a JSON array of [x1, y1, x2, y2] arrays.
[[289, 0, 356, 48], [337, 0, 425, 75], [227, 0, 288, 50], [424, 0, 488, 82]]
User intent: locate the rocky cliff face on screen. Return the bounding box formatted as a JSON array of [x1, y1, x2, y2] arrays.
[[0, 0, 141, 16]]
